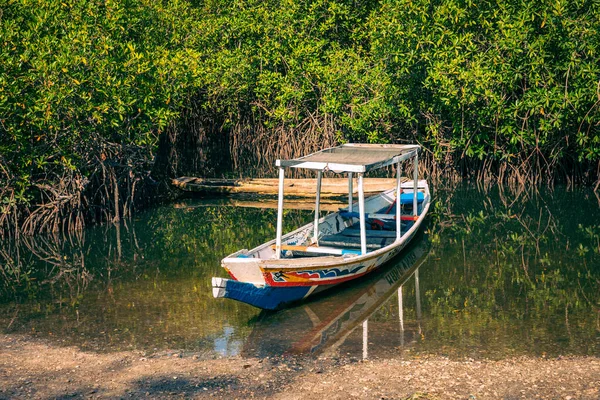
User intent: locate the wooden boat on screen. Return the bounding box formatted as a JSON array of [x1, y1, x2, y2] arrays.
[[212, 144, 431, 310]]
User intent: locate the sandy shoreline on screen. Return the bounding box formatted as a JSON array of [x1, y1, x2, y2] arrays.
[[1, 334, 598, 399]]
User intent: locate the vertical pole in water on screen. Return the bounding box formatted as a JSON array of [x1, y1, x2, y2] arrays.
[[398, 286, 404, 347], [314, 170, 323, 243], [358, 173, 367, 255], [413, 151, 419, 217], [396, 162, 402, 241], [275, 167, 285, 259], [348, 172, 353, 212], [415, 268, 422, 320], [362, 319, 368, 360]]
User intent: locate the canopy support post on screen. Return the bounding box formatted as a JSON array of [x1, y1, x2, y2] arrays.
[[275, 167, 285, 259], [348, 172, 353, 212], [413, 152, 419, 217], [313, 170, 323, 243], [358, 173, 367, 255], [396, 162, 402, 241]]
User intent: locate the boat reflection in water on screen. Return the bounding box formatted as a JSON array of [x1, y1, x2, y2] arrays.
[[242, 235, 430, 359]]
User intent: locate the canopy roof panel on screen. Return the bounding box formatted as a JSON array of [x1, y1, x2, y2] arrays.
[[276, 144, 420, 173]]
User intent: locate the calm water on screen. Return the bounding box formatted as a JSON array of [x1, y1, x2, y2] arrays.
[[1, 185, 599, 360]]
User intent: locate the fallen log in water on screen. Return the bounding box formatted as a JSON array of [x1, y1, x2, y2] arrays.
[[172, 198, 345, 212], [172, 177, 402, 197]]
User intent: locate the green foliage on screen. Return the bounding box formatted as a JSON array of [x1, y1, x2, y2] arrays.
[[367, 0, 600, 166], [192, 0, 600, 174], [191, 0, 390, 143], [0, 0, 202, 233], [2, 0, 600, 234], [1, 0, 199, 142]]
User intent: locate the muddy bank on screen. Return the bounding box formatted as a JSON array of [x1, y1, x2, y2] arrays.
[[1, 334, 598, 399]]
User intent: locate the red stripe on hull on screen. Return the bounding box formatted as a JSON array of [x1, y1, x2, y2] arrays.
[[263, 268, 374, 287], [225, 268, 239, 281]]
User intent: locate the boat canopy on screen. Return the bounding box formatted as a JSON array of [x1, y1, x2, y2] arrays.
[[276, 144, 420, 173], [274, 143, 422, 258]]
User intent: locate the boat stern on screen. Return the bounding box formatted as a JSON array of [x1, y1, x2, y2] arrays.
[[212, 277, 227, 298], [211, 276, 314, 310]]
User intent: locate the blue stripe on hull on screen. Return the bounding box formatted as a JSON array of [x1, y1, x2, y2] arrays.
[[217, 279, 313, 310]]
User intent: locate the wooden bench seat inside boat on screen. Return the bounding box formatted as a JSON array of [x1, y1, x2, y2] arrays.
[[339, 228, 398, 238], [274, 226, 398, 257], [319, 233, 394, 250], [276, 244, 361, 256]]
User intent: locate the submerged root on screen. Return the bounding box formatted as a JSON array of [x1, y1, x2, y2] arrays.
[[0, 140, 157, 239]]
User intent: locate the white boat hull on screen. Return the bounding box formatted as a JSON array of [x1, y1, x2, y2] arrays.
[[212, 180, 430, 309]]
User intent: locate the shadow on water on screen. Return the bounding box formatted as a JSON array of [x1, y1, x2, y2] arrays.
[[0, 184, 599, 360]]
